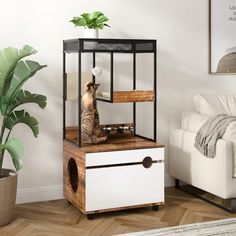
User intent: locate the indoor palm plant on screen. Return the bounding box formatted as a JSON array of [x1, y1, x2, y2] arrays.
[[0, 45, 47, 226], [70, 11, 110, 38]]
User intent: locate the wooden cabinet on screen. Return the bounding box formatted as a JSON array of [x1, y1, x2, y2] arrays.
[[63, 137, 164, 217]]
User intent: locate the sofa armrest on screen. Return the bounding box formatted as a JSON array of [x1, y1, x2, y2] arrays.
[[218, 139, 236, 198], [168, 117, 181, 131], [169, 128, 235, 199]]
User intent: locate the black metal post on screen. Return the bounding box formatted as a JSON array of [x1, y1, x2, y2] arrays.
[[78, 51, 82, 147], [133, 52, 136, 135], [63, 43, 66, 140], [110, 52, 114, 102], [92, 52, 96, 83], [175, 179, 180, 189], [154, 41, 157, 142]]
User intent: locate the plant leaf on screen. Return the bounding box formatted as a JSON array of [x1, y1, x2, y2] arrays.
[[89, 11, 103, 21], [96, 15, 109, 24], [2, 138, 24, 171], [87, 19, 97, 28], [0, 95, 10, 115], [6, 60, 46, 101], [5, 110, 39, 138], [96, 24, 104, 30], [81, 13, 91, 25], [9, 90, 47, 113], [70, 17, 86, 27], [1, 90, 47, 115], [104, 23, 110, 27], [0, 45, 37, 97]]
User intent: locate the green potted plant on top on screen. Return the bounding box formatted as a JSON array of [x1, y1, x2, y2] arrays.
[[0, 45, 47, 226], [70, 11, 110, 38]]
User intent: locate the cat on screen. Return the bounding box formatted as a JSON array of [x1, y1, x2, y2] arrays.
[[81, 82, 108, 144]]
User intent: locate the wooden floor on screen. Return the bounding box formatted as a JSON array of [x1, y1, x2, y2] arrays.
[[1, 187, 236, 236]]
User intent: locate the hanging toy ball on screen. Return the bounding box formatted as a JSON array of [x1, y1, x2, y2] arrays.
[[92, 66, 103, 77]]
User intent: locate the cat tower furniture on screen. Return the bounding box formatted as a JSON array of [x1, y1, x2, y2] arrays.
[[63, 38, 164, 219]]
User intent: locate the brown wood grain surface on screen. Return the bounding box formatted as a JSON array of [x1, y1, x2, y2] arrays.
[[65, 129, 164, 153], [112, 90, 155, 103], [1, 188, 235, 236], [63, 141, 85, 214], [86, 202, 164, 214], [64, 135, 164, 216]]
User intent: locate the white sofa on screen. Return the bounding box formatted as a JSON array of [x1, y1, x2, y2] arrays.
[[169, 94, 236, 201]]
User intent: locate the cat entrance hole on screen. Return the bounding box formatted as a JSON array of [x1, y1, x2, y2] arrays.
[[68, 158, 79, 193]]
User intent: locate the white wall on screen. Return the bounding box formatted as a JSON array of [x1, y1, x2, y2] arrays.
[[1, 0, 236, 203]]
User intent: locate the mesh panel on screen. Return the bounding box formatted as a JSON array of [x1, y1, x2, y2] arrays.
[[63, 39, 155, 53], [136, 43, 153, 51], [64, 41, 79, 51], [84, 41, 132, 51]]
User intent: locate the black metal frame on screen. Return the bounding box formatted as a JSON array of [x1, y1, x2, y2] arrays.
[[63, 38, 157, 147], [62, 44, 66, 140]]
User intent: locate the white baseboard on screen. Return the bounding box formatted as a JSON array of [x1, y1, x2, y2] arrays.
[[16, 185, 64, 204]]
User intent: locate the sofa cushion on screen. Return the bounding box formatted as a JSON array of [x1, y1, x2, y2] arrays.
[[181, 111, 210, 133], [193, 94, 236, 116]]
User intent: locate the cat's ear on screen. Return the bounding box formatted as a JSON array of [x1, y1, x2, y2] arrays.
[[94, 83, 100, 90]]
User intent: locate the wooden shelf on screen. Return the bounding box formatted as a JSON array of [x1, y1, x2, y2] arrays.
[[65, 126, 163, 154], [96, 90, 155, 103]]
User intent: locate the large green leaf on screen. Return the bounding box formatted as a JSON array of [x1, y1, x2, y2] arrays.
[[1, 90, 47, 115], [6, 60, 46, 100], [5, 110, 39, 138], [0, 45, 36, 96], [12, 90, 46, 113], [0, 138, 24, 171], [0, 95, 10, 115]]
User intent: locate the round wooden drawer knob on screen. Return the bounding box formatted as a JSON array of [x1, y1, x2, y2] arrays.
[[142, 156, 153, 168]]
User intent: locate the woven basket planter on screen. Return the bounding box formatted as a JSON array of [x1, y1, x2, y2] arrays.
[[0, 169, 17, 226]]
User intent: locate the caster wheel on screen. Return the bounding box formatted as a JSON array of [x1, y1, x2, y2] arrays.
[[87, 214, 95, 220], [153, 205, 159, 211]]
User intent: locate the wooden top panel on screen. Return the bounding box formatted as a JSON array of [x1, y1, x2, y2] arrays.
[[64, 135, 164, 154]]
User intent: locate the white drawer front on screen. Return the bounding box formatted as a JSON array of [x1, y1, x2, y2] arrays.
[[86, 148, 164, 167], [86, 163, 164, 211]]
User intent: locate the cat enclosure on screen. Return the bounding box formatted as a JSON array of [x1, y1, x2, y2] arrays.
[[63, 38, 157, 147]]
